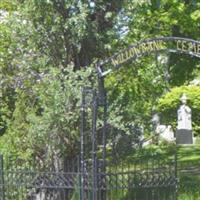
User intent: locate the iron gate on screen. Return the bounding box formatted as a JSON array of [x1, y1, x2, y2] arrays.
[[3, 37, 197, 199], [79, 86, 178, 200]]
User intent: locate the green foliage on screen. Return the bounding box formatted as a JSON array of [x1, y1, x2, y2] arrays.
[[121, 0, 200, 86], [0, 0, 121, 166], [0, 66, 95, 166], [0, 0, 17, 11], [158, 85, 200, 136], [19, 0, 124, 69], [0, 7, 41, 137], [106, 55, 169, 136]]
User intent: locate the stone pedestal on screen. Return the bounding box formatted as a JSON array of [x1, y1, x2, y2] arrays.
[[176, 129, 193, 144]]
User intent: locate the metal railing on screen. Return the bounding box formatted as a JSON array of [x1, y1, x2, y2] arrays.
[[0, 153, 178, 200]]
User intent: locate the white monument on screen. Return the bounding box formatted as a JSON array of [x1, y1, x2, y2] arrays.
[[176, 93, 193, 144], [156, 125, 175, 141], [177, 93, 192, 130], [152, 113, 175, 142]]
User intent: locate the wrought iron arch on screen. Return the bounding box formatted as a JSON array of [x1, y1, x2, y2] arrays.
[[97, 37, 200, 77]]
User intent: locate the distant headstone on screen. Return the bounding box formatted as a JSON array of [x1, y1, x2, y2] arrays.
[[176, 94, 193, 144]]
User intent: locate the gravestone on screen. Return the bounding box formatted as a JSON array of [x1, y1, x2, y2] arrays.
[[176, 94, 193, 144]]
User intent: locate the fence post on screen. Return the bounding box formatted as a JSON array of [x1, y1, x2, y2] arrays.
[[92, 90, 98, 200], [98, 72, 107, 200], [175, 146, 178, 200], [0, 155, 4, 200], [80, 87, 97, 200], [80, 88, 85, 200]]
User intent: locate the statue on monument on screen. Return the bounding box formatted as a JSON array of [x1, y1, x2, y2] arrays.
[[177, 93, 192, 130]]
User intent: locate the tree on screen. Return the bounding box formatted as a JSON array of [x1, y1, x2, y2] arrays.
[[20, 0, 125, 69], [0, 0, 125, 167], [0, 66, 95, 167]]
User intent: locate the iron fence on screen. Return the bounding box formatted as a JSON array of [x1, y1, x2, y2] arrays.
[[0, 153, 178, 200]]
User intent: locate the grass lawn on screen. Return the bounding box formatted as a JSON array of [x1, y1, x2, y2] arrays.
[[177, 145, 200, 166], [177, 145, 200, 200]]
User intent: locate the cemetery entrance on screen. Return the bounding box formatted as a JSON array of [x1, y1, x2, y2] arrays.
[[1, 37, 200, 199], [79, 37, 200, 200]]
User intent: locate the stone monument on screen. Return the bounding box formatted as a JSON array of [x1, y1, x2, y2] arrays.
[[176, 93, 193, 144], [152, 113, 175, 142]]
